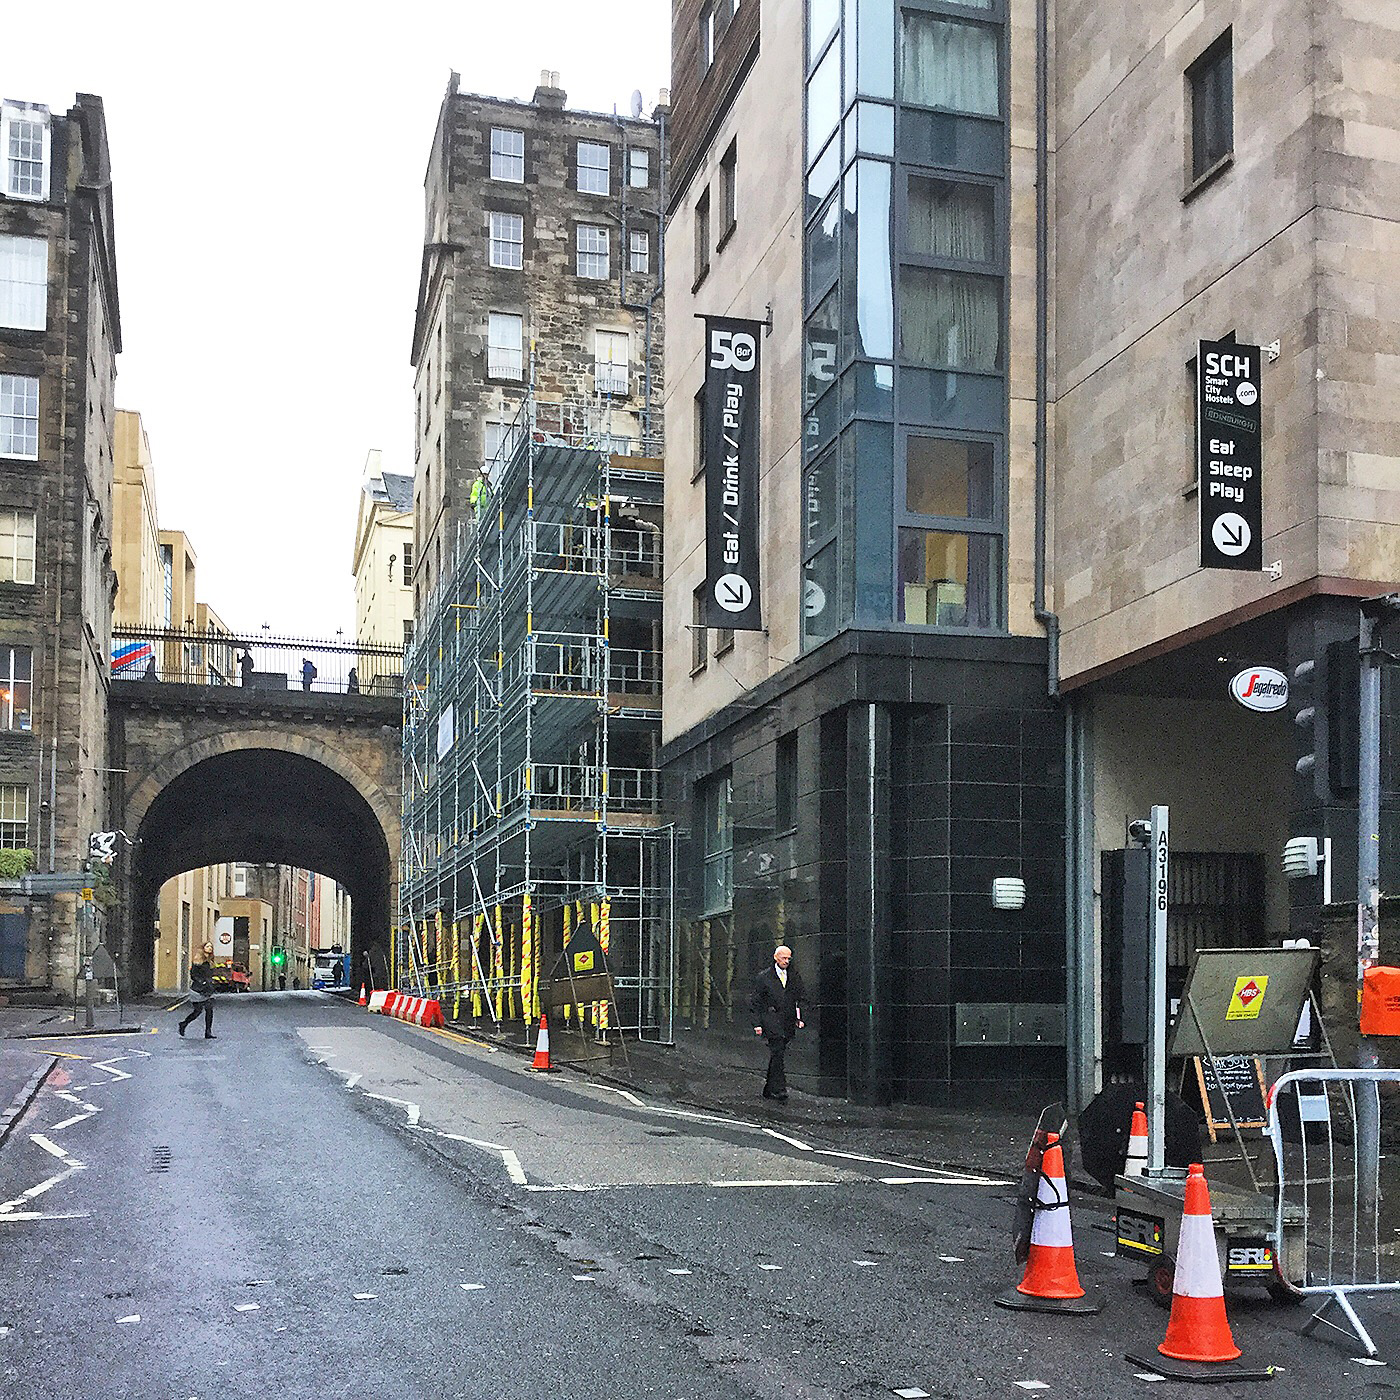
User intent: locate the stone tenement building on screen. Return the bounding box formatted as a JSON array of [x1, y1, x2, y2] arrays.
[[409, 71, 667, 611], [0, 95, 120, 988]]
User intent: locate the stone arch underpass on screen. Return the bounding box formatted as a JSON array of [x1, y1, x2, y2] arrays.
[[108, 683, 401, 995]]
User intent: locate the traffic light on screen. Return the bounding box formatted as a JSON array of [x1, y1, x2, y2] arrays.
[[270, 947, 285, 968], [1292, 642, 1358, 801]]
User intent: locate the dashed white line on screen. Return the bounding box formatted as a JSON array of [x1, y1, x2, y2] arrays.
[[1015, 1383, 1050, 1392], [352, 1293, 376, 1300], [0, 1210, 91, 1223], [853, 1259, 879, 1267], [234, 1303, 260, 1312], [937, 1255, 965, 1263], [893, 1388, 931, 1398], [667, 1268, 692, 1275], [116, 1314, 140, 1324], [460, 1283, 486, 1291], [763, 1128, 813, 1151], [502, 1150, 527, 1186], [364, 1094, 420, 1127], [757, 1263, 783, 1271]]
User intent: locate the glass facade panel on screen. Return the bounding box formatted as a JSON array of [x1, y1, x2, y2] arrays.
[[907, 177, 994, 262], [807, 136, 840, 217], [857, 102, 895, 156], [900, 367, 1004, 428], [852, 361, 895, 418], [807, 40, 842, 150], [900, 109, 1003, 174], [852, 422, 895, 622], [855, 161, 894, 360], [906, 437, 994, 518], [802, 544, 838, 651], [804, 450, 838, 549], [807, 196, 840, 307], [899, 268, 1001, 372], [900, 14, 1000, 116], [897, 528, 999, 628], [856, 0, 896, 98], [805, 289, 840, 415], [810, 0, 841, 51]]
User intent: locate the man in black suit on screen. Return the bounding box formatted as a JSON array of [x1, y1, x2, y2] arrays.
[[750, 945, 805, 1101]]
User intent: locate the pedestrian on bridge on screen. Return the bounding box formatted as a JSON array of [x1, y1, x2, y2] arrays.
[[301, 657, 317, 691], [178, 944, 217, 1039], [750, 945, 804, 1102], [239, 650, 254, 686]]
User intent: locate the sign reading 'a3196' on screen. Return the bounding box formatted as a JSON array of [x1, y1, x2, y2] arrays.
[[1198, 339, 1263, 572]]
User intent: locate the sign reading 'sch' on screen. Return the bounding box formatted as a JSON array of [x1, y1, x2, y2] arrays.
[[1198, 340, 1263, 571], [703, 317, 763, 631]]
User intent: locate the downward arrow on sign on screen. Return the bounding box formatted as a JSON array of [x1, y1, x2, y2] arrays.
[[1219, 521, 1245, 548], [720, 581, 745, 604]]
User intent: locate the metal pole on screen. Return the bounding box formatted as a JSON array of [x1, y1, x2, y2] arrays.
[[83, 899, 95, 1029], [1357, 610, 1382, 1210], [1146, 805, 1170, 1173]]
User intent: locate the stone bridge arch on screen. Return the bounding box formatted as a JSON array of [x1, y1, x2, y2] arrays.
[[109, 685, 401, 993]]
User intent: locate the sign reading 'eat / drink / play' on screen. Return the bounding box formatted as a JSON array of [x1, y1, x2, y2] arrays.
[[1197, 339, 1263, 572]]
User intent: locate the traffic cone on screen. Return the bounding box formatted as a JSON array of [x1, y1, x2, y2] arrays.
[[996, 1132, 1099, 1314], [1124, 1101, 1149, 1177], [530, 1013, 554, 1071], [358, 984, 367, 1006], [1126, 1163, 1272, 1382]]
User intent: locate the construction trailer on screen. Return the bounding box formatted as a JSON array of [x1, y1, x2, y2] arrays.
[[397, 394, 673, 1042]]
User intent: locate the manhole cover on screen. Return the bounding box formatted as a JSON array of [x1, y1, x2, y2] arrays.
[[150, 1146, 172, 1172]]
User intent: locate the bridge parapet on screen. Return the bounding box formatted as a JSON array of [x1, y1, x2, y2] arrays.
[[111, 628, 402, 698]]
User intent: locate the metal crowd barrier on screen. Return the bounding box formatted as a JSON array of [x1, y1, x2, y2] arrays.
[[1269, 1067, 1400, 1356]]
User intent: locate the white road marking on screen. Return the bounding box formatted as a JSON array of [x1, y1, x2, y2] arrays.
[[712, 1179, 827, 1188], [667, 1268, 692, 1275], [90, 1057, 132, 1082], [757, 1263, 783, 1271], [117, 1315, 140, 1324], [0, 1210, 92, 1222], [1354, 1358, 1387, 1367], [573, 1274, 598, 1282], [763, 1128, 813, 1151], [1015, 1383, 1049, 1392], [937, 1256, 964, 1263], [352, 1293, 376, 1300], [344, 1073, 361, 1090], [234, 1303, 259, 1312], [502, 1150, 527, 1185], [459, 1283, 486, 1291], [49, 1111, 99, 1132], [853, 1260, 879, 1267], [1133, 1374, 1166, 1383], [893, 1388, 931, 1398], [881, 1174, 1003, 1186], [0, 1134, 87, 1213], [414, 1124, 528, 1186], [364, 1094, 420, 1127], [816, 1147, 1007, 1184]]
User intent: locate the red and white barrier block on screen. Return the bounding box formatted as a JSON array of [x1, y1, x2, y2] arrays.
[[380, 992, 444, 1029], [367, 989, 391, 1013]]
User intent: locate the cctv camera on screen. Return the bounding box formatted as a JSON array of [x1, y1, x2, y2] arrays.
[[1127, 819, 1151, 846]]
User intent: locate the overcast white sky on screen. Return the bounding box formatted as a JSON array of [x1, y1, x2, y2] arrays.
[[13, 1, 670, 639]]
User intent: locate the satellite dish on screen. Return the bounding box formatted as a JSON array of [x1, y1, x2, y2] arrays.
[[630, 89, 644, 119]]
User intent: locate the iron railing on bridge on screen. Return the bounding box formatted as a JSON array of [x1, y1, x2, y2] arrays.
[[111, 627, 403, 697]]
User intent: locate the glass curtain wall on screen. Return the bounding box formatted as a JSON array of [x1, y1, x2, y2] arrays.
[[801, 0, 1008, 651]]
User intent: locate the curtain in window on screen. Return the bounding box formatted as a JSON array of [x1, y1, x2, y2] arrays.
[[907, 178, 993, 262], [900, 15, 999, 117], [900, 269, 1000, 371]]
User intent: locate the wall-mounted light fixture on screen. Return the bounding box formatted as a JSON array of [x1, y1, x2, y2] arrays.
[[991, 876, 1026, 911], [1283, 835, 1332, 905]]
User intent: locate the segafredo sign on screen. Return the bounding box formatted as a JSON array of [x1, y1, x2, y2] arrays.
[[1229, 666, 1288, 712]]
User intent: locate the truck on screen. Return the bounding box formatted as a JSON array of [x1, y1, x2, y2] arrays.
[[211, 915, 251, 992]]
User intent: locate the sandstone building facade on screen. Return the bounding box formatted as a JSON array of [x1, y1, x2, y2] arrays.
[[0, 94, 120, 989]]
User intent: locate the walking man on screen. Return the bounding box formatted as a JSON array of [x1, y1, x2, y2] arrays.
[[178, 943, 217, 1039], [750, 944, 804, 1101]]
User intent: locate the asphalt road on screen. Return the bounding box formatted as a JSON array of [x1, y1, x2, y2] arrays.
[[1, 994, 1397, 1399]]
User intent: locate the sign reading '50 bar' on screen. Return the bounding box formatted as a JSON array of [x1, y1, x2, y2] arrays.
[[703, 316, 763, 631], [1197, 339, 1263, 572]]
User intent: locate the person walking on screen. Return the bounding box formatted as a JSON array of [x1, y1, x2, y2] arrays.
[[178, 944, 217, 1039], [750, 944, 804, 1101], [239, 650, 254, 686], [332, 959, 343, 989]]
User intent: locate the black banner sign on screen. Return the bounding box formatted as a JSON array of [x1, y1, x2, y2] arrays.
[[1198, 339, 1263, 571], [703, 316, 763, 630]]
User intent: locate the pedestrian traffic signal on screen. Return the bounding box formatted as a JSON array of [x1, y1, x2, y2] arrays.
[[270, 947, 285, 968]]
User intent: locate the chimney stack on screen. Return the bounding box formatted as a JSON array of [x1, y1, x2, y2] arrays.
[[533, 69, 566, 110]]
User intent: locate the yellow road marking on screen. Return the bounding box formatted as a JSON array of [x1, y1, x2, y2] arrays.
[[422, 1022, 495, 1052]]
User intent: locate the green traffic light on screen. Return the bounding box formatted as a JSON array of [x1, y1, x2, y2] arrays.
[[270, 948, 285, 967]]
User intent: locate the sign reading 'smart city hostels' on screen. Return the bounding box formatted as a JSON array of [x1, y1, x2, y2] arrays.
[[1197, 339, 1263, 572], [703, 316, 763, 631]]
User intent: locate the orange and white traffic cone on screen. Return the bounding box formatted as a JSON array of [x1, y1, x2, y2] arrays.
[[996, 1132, 1099, 1314], [530, 1013, 555, 1071], [358, 984, 367, 1006], [1126, 1163, 1271, 1382], [1124, 1101, 1149, 1178]]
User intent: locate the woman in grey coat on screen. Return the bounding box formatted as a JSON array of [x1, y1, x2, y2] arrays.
[[178, 944, 217, 1039]]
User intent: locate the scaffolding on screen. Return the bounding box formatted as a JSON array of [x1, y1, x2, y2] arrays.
[[397, 388, 673, 1042]]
